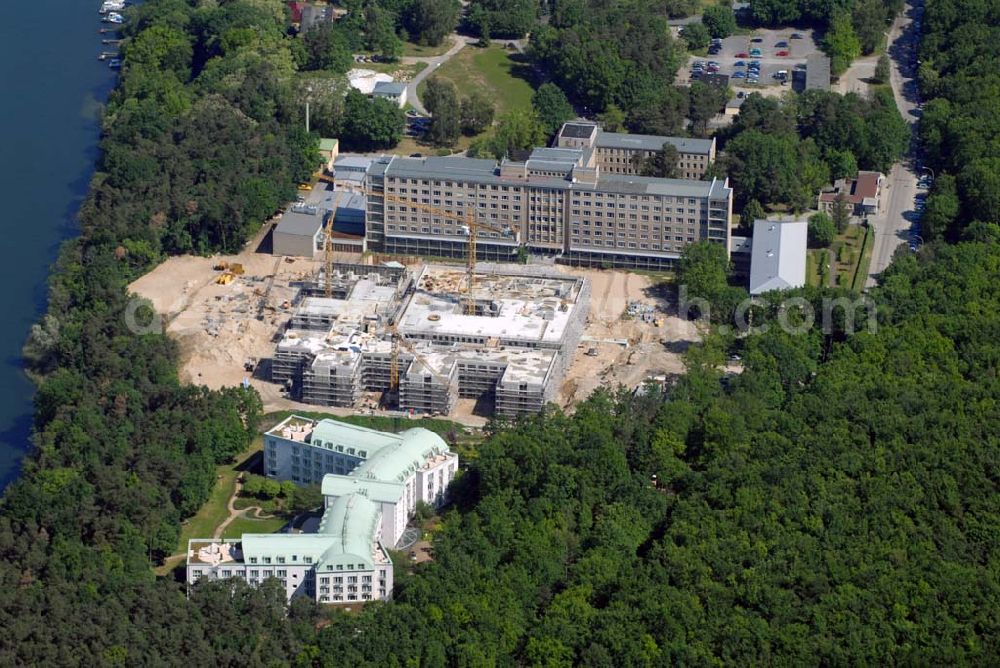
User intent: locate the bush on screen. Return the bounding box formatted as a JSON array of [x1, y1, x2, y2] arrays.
[[681, 23, 711, 51], [702, 5, 736, 39], [808, 212, 836, 248], [873, 54, 891, 84], [838, 243, 851, 263]]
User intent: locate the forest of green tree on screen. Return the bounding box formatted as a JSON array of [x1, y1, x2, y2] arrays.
[[714, 87, 909, 215], [0, 0, 998, 664]]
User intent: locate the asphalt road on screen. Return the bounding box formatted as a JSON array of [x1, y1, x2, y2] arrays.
[[865, 0, 925, 288], [402, 37, 471, 115]]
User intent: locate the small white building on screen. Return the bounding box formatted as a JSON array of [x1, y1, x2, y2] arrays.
[[749, 220, 807, 295], [372, 81, 408, 108], [348, 68, 392, 95]]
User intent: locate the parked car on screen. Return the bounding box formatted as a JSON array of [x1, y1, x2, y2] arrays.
[[751, 37, 763, 43], [749, 48, 762, 56], [776, 50, 790, 56], [736, 51, 749, 58], [732, 71, 746, 78], [791, 33, 804, 39], [775, 41, 789, 48], [734, 60, 747, 67]]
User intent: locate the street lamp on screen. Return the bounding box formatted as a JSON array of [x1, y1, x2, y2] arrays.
[[305, 85, 314, 133]]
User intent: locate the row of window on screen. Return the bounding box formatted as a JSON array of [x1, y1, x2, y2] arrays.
[[574, 194, 700, 204], [577, 231, 697, 242], [570, 240, 681, 251], [575, 221, 698, 232], [318, 575, 374, 584], [318, 593, 379, 602], [246, 555, 312, 565], [288, 441, 365, 457], [385, 181, 709, 206]]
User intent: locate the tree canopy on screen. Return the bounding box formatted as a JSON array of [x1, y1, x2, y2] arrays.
[[4, 0, 1000, 664]]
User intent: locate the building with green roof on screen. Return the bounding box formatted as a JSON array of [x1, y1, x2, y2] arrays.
[[187, 417, 458, 604]]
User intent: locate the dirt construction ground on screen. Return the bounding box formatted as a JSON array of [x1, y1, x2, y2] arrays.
[[558, 269, 700, 408], [130, 232, 700, 420]]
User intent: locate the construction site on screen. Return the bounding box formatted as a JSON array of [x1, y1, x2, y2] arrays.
[[270, 262, 590, 417], [128, 181, 699, 423]]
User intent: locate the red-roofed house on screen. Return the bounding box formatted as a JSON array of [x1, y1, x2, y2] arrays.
[[818, 170, 884, 217], [287, 1, 304, 24]]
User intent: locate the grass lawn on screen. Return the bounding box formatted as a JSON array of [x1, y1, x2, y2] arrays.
[[851, 224, 875, 291], [417, 44, 535, 119], [402, 38, 455, 58], [222, 515, 289, 540], [174, 440, 262, 553], [806, 249, 825, 287], [393, 134, 472, 157], [806, 225, 873, 288]]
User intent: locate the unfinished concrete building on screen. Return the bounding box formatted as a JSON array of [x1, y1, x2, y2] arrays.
[[269, 263, 590, 417]]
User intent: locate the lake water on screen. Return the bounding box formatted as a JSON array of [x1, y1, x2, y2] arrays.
[[0, 0, 115, 486]]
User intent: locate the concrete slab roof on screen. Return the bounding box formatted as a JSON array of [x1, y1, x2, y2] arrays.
[[275, 208, 324, 237], [596, 132, 715, 155], [749, 220, 807, 295], [373, 81, 407, 96], [559, 122, 599, 139]]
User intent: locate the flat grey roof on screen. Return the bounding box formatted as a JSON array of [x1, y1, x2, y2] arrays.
[[749, 220, 807, 295], [529, 147, 582, 163], [276, 210, 324, 237], [383, 155, 730, 199], [597, 174, 723, 197], [335, 157, 372, 170], [596, 132, 714, 155], [559, 122, 597, 139], [341, 193, 366, 210], [527, 159, 574, 173], [373, 81, 407, 95], [806, 54, 831, 91]]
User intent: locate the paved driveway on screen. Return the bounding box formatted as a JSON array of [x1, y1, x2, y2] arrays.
[[403, 37, 472, 115], [865, 0, 924, 288]]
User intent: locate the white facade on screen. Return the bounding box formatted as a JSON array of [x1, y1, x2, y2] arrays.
[[372, 82, 408, 108], [265, 416, 459, 548], [186, 420, 458, 605]]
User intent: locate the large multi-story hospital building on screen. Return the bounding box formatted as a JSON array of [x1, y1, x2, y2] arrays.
[[364, 135, 732, 271]]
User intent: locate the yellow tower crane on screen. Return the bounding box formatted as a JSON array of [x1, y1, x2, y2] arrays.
[[322, 212, 335, 298], [314, 173, 518, 314], [385, 324, 454, 405]]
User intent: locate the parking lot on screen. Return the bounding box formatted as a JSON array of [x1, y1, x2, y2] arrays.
[[680, 27, 821, 91]]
